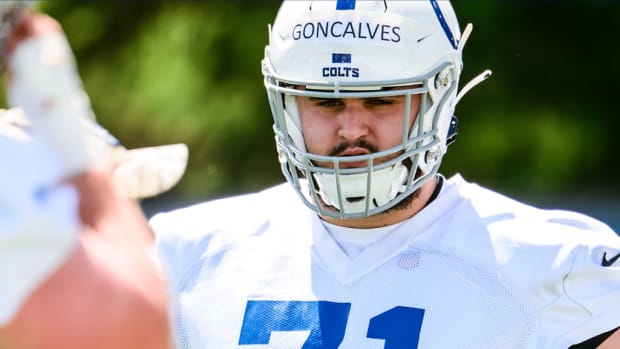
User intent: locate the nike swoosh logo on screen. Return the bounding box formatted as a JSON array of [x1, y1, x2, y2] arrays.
[[602, 252, 620, 267], [417, 34, 431, 43]]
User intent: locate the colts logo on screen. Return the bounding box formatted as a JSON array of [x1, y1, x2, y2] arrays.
[[323, 53, 359, 78]]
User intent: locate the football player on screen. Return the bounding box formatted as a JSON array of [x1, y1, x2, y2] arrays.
[[0, 5, 175, 349], [151, 1, 620, 348]]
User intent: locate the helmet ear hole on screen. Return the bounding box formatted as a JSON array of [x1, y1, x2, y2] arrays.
[[434, 68, 452, 90], [420, 144, 442, 175], [446, 115, 458, 146]]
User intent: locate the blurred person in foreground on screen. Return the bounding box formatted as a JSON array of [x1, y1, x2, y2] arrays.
[[150, 1, 620, 348], [0, 4, 185, 349]]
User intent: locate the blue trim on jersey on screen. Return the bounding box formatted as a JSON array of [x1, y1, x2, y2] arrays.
[[336, 0, 356, 10], [429, 0, 458, 49]]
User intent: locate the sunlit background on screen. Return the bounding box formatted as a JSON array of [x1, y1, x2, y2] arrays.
[[19, 2, 619, 230]]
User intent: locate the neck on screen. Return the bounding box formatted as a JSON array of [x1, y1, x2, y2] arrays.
[[321, 175, 439, 229]]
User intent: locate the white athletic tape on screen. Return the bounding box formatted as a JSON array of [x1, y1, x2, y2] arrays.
[[7, 33, 96, 178], [112, 143, 188, 199]]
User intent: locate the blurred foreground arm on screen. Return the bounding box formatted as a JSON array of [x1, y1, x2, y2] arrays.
[[0, 8, 173, 349], [0, 166, 173, 349]]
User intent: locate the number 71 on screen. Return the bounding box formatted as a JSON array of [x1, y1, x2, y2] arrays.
[[239, 300, 425, 349]]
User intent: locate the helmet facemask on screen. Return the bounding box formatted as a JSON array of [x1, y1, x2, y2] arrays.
[[265, 65, 459, 219]]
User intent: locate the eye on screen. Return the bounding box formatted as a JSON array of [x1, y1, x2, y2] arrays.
[[364, 97, 397, 106], [314, 99, 343, 108]]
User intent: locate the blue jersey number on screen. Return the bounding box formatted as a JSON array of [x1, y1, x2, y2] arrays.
[[239, 300, 425, 348]]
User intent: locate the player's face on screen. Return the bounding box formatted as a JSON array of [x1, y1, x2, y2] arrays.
[[296, 89, 421, 168]]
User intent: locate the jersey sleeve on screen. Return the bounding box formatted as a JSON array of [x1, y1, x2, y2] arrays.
[[0, 135, 79, 325], [558, 235, 620, 347]]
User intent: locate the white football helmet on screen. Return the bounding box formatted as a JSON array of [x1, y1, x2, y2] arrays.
[[263, 0, 489, 219]]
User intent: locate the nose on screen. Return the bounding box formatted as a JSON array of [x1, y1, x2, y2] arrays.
[[337, 100, 371, 142]]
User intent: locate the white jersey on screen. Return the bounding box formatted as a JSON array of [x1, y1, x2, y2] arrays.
[[152, 174, 620, 349], [0, 134, 79, 325]]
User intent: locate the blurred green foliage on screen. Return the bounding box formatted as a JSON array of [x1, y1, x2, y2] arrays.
[[30, 1, 620, 205]]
